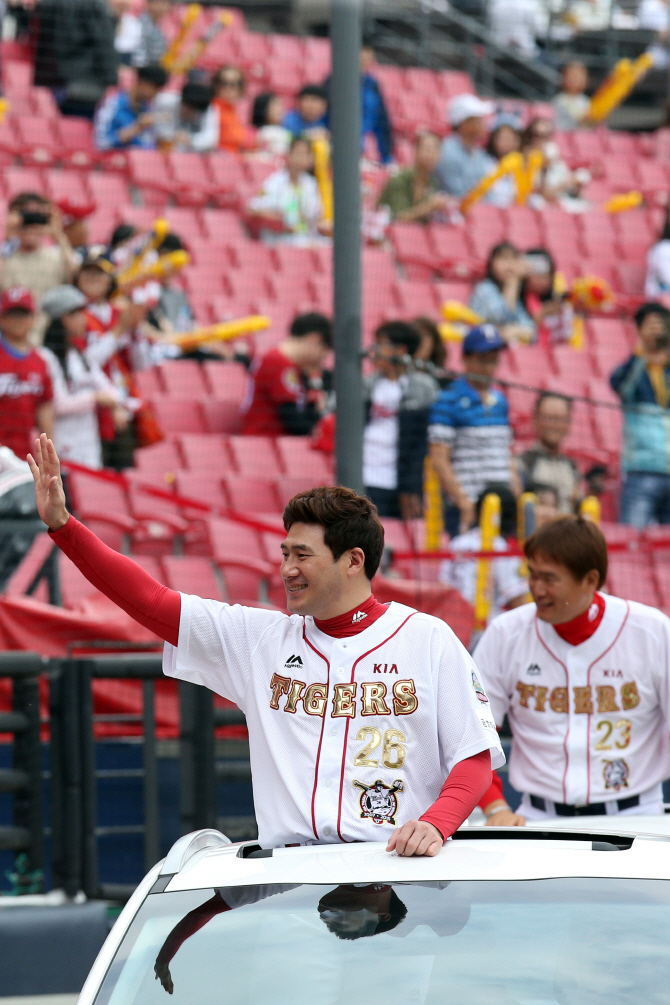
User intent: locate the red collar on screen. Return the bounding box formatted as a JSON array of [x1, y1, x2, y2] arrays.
[[314, 595, 388, 638], [552, 592, 606, 646]]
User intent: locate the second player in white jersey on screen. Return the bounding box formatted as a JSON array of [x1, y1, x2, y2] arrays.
[[475, 594, 670, 807], [166, 597, 504, 847]]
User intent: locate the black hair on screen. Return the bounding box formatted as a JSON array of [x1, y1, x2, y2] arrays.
[[109, 223, 138, 250], [411, 316, 446, 368], [251, 92, 275, 128], [317, 888, 407, 941], [212, 65, 245, 95], [528, 482, 559, 505], [659, 204, 670, 242], [158, 232, 185, 253], [485, 122, 520, 159], [137, 64, 169, 89], [634, 301, 670, 329], [297, 83, 328, 101], [181, 82, 213, 111], [290, 312, 332, 346], [43, 317, 90, 388], [375, 320, 421, 357], [535, 390, 572, 414], [485, 241, 519, 288], [288, 133, 312, 153], [8, 191, 48, 211], [475, 482, 518, 538]]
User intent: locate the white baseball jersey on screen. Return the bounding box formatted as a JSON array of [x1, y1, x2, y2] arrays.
[[163, 597, 504, 848], [474, 594, 670, 806]]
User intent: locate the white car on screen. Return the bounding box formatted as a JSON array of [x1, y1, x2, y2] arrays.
[[79, 819, 670, 1005]]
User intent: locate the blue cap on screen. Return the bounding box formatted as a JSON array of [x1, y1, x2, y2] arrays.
[[462, 324, 507, 355]]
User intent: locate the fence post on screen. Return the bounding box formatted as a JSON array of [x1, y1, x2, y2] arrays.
[[49, 659, 82, 897], [11, 667, 44, 886], [78, 661, 99, 900], [143, 680, 160, 870], [179, 681, 215, 833]]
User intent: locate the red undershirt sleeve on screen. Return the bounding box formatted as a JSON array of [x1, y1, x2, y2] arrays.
[[155, 892, 230, 968], [478, 770, 505, 812], [419, 749, 492, 840], [49, 516, 181, 646]]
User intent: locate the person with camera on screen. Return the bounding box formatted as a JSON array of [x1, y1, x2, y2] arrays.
[[1, 203, 77, 340], [363, 321, 439, 519], [611, 302, 670, 528]]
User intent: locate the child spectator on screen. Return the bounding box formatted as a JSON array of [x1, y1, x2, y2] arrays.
[[283, 84, 328, 136], [1, 204, 77, 340], [247, 136, 327, 247], [212, 66, 254, 155], [95, 64, 168, 150], [40, 285, 120, 468], [552, 62, 591, 131], [154, 82, 218, 152], [522, 117, 590, 209], [378, 132, 449, 222], [241, 313, 332, 436], [411, 316, 450, 387], [132, 0, 172, 67], [0, 288, 53, 459], [363, 321, 439, 518], [252, 92, 291, 157], [469, 242, 535, 343], [521, 248, 577, 345], [439, 482, 528, 621], [483, 120, 522, 208]]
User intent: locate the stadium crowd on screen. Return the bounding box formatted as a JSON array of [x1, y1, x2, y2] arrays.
[[0, 1, 669, 634]]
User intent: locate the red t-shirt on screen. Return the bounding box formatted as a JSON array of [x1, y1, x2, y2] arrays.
[[0, 340, 53, 459], [242, 348, 305, 436]]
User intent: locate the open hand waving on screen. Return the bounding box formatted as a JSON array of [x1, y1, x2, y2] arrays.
[[27, 434, 69, 532]]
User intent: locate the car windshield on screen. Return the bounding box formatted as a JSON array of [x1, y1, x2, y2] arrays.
[[94, 877, 670, 1005]]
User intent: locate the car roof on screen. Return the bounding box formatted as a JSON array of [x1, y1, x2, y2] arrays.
[[159, 819, 670, 893]]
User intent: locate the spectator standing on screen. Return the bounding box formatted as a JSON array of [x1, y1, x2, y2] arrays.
[[110, 0, 142, 65], [469, 242, 535, 342], [358, 42, 393, 164], [518, 392, 580, 513], [40, 285, 120, 469], [241, 313, 331, 436], [282, 84, 328, 136], [488, 0, 548, 58], [611, 302, 670, 528], [212, 66, 254, 155], [94, 64, 169, 150], [247, 137, 327, 247], [2, 193, 51, 258], [439, 483, 528, 620], [378, 132, 450, 222], [154, 82, 218, 152], [252, 92, 291, 157], [33, 0, 119, 119], [645, 204, 670, 297], [429, 325, 519, 536], [552, 62, 591, 131], [363, 321, 439, 519], [132, 0, 172, 68], [1, 205, 77, 339], [437, 94, 494, 198], [0, 288, 53, 459]]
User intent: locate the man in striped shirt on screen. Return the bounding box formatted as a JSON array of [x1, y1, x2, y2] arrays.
[[429, 325, 520, 536]]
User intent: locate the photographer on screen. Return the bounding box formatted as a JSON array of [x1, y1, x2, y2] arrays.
[[611, 302, 670, 528]]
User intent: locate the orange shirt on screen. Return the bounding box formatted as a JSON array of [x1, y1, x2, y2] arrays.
[[213, 97, 253, 154]]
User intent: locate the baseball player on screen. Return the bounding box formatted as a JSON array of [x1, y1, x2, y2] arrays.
[[29, 434, 504, 854], [474, 514, 670, 824]]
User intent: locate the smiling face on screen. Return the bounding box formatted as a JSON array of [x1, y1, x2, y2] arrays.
[[280, 522, 367, 618], [528, 553, 599, 624]]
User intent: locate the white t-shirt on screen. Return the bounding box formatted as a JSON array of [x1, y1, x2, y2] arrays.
[[248, 169, 324, 247], [363, 377, 407, 491], [645, 240, 670, 297], [439, 528, 528, 622], [163, 598, 504, 848], [474, 595, 670, 806]]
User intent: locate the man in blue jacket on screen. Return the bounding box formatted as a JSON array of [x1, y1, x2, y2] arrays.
[[323, 43, 393, 165], [611, 302, 670, 528]]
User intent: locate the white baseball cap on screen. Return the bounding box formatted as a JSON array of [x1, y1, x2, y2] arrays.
[[448, 93, 495, 126]]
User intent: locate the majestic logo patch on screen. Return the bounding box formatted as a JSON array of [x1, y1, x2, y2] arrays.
[[471, 670, 489, 703], [284, 654, 303, 669], [526, 663, 541, 676], [603, 758, 629, 791], [353, 778, 404, 825], [352, 610, 367, 624]]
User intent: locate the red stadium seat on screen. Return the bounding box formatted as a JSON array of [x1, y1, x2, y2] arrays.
[[173, 470, 227, 515], [163, 207, 205, 246], [201, 398, 244, 434], [275, 475, 325, 507], [14, 115, 60, 165], [126, 149, 173, 202], [89, 173, 131, 211], [202, 361, 248, 401], [178, 433, 232, 472], [389, 223, 435, 278], [207, 153, 248, 208], [158, 360, 209, 398], [43, 169, 91, 206], [275, 437, 333, 480], [162, 555, 224, 599], [393, 279, 438, 316], [54, 117, 96, 169], [134, 367, 163, 400], [68, 469, 136, 550], [150, 397, 206, 435], [167, 151, 213, 206], [201, 207, 247, 244], [608, 553, 660, 609], [224, 475, 280, 513], [134, 439, 183, 475], [228, 435, 281, 476], [2, 166, 44, 201]]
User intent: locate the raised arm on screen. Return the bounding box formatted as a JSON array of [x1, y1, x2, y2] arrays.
[[27, 434, 180, 645]]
